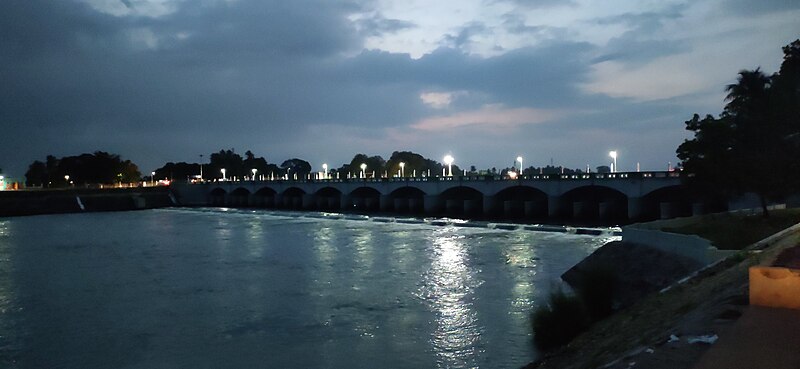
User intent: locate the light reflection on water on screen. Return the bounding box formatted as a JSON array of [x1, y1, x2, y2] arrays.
[[421, 227, 483, 368], [0, 209, 617, 369]]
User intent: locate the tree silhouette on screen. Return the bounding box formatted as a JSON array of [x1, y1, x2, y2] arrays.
[[24, 152, 141, 186], [280, 158, 312, 178], [678, 40, 800, 217]]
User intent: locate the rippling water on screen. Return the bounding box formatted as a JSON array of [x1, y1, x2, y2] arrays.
[[0, 208, 618, 369]]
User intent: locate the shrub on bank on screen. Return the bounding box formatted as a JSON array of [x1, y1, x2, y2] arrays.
[[532, 267, 619, 351], [531, 289, 590, 350]]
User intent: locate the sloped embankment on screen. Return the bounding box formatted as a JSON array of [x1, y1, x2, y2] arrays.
[[526, 217, 800, 369]]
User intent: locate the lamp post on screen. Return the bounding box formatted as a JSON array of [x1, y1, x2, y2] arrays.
[[399, 162, 405, 177], [199, 154, 203, 181], [221, 168, 226, 181], [516, 156, 523, 176], [151, 171, 155, 185], [322, 163, 328, 179], [251, 168, 257, 181], [609, 151, 618, 173], [64, 175, 70, 187], [443, 155, 454, 177], [360, 163, 367, 179]]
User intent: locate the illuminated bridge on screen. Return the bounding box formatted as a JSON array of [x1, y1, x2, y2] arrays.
[[171, 171, 717, 223]]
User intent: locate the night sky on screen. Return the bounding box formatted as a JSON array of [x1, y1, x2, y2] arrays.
[[1, 0, 798, 177]]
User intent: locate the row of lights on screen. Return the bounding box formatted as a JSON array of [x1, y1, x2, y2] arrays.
[[208, 151, 622, 181]]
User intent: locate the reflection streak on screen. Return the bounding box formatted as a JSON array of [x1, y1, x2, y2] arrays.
[[421, 227, 482, 368]]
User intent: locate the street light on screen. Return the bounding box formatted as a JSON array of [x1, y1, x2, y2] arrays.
[[360, 163, 367, 179], [609, 151, 618, 173], [151, 171, 155, 185], [443, 154, 454, 177], [251, 168, 257, 181], [322, 163, 328, 179], [221, 168, 226, 181], [399, 162, 405, 177], [516, 156, 523, 175]]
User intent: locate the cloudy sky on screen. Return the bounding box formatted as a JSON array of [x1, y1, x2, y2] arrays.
[[1, 0, 798, 177]]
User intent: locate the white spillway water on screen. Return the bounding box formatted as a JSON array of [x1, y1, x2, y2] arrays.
[[0, 208, 619, 369]]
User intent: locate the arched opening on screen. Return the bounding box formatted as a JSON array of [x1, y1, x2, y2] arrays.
[[315, 187, 343, 210], [253, 187, 277, 208], [560, 186, 628, 222], [281, 187, 306, 210], [440, 186, 484, 216], [641, 185, 712, 221], [209, 188, 227, 207], [389, 186, 426, 214], [229, 188, 251, 207], [349, 187, 381, 212], [494, 186, 548, 219]]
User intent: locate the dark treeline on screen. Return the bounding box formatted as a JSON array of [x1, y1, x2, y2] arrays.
[[25, 152, 141, 187], [677, 39, 800, 217], [153, 149, 594, 182], [21, 147, 595, 187]]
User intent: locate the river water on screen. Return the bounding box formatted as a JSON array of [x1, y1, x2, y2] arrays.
[[0, 208, 618, 369]]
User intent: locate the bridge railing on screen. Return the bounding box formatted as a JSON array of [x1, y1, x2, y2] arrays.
[[198, 171, 681, 184]]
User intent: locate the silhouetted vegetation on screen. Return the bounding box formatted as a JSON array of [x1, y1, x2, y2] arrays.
[[24, 152, 140, 187], [532, 267, 618, 351], [280, 158, 312, 179], [531, 289, 590, 350], [151, 148, 599, 182], [677, 40, 800, 217]]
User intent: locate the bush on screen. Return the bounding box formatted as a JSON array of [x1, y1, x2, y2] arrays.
[[531, 289, 590, 350]]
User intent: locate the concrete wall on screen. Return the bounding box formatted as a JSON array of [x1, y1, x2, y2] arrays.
[[0, 187, 174, 217], [622, 226, 736, 265]]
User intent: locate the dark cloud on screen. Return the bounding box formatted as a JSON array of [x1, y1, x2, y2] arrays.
[[592, 5, 685, 31], [492, 0, 577, 9], [441, 22, 488, 49], [723, 0, 800, 15], [0, 0, 609, 175], [355, 13, 416, 37], [501, 13, 547, 35], [1, 0, 786, 176], [590, 5, 690, 65]]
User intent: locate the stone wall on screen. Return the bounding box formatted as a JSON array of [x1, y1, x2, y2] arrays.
[[0, 187, 174, 217], [622, 223, 735, 265]]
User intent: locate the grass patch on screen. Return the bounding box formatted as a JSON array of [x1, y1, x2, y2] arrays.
[[532, 268, 618, 351], [662, 208, 800, 250], [531, 289, 590, 351]]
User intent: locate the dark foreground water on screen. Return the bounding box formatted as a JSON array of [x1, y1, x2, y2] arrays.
[[0, 208, 618, 369]]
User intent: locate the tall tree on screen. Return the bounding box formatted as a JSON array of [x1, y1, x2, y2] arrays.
[[24, 152, 141, 186], [280, 158, 311, 178], [25, 161, 48, 186], [347, 154, 385, 177], [209, 149, 244, 179], [677, 40, 800, 217]]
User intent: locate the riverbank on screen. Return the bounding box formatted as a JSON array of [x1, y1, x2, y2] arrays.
[[0, 187, 175, 217], [525, 210, 800, 369]]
